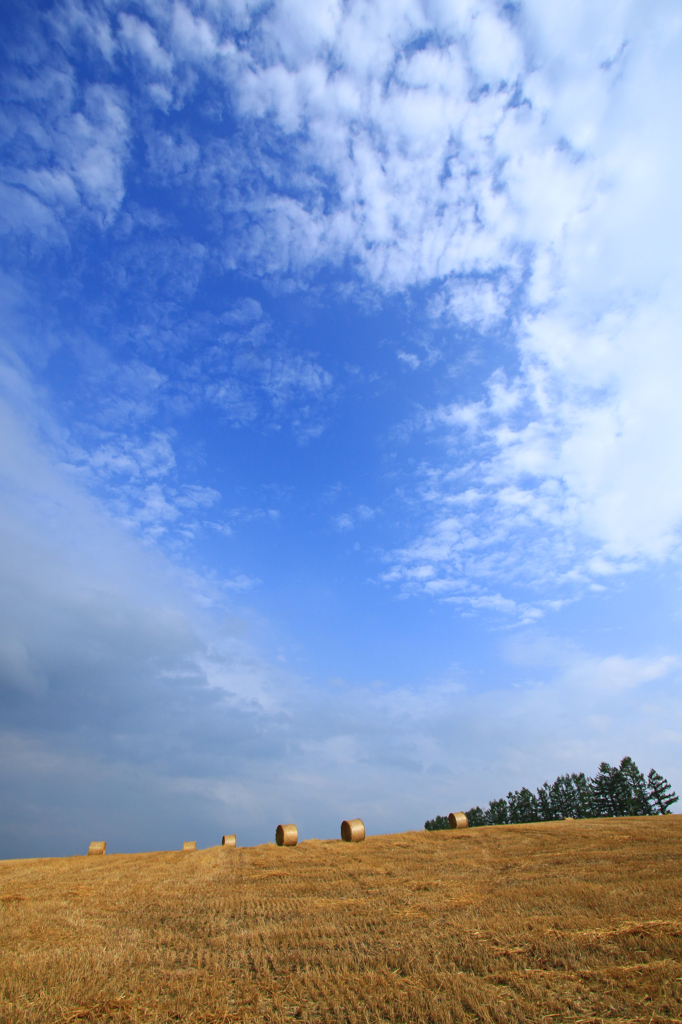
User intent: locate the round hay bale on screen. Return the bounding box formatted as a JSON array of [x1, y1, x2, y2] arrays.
[[341, 818, 365, 843], [276, 823, 298, 847], [87, 841, 106, 856], [182, 840, 197, 851], [448, 811, 468, 830], [222, 834, 236, 848]]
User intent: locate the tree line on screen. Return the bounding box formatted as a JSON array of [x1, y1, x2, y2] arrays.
[[425, 757, 678, 830]]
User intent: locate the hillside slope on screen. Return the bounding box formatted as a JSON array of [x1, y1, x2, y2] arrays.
[[1, 817, 681, 1023]]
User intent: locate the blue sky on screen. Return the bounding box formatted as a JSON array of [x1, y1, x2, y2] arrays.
[[1, 0, 681, 857]]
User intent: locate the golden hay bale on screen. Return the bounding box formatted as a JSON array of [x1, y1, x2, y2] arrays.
[[87, 841, 106, 856], [182, 841, 197, 851], [222, 835, 236, 848], [276, 823, 298, 847], [448, 812, 469, 830], [341, 818, 365, 843]]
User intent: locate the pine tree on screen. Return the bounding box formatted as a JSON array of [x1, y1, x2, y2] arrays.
[[465, 806, 486, 827], [484, 798, 509, 825], [591, 757, 664, 817], [647, 769, 679, 814], [547, 773, 579, 819], [591, 761, 632, 816], [424, 814, 450, 831], [507, 787, 540, 823], [536, 781, 558, 821], [571, 772, 596, 818], [618, 756, 652, 815], [426, 756, 678, 830]]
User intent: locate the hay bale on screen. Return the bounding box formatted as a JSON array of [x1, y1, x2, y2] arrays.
[[87, 841, 106, 856], [276, 823, 298, 847], [182, 841, 197, 851], [448, 812, 469, 830], [341, 818, 365, 843], [222, 835, 236, 848]]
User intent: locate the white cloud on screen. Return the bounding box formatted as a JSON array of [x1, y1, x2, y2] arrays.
[[171, 2, 236, 62], [119, 13, 173, 73], [56, 426, 221, 542], [397, 351, 420, 369], [220, 573, 261, 591], [176, 484, 221, 510], [356, 504, 375, 521], [396, 277, 682, 606], [83, 432, 176, 480], [198, 308, 333, 435], [1, 0, 679, 598], [428, 277, 512, 330], [333, 504, 376, 531], [102, 0, 677, 593], [1, 75, 129, 235]]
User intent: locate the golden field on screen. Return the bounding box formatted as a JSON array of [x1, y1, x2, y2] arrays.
[[1, 817, 681, 1024]]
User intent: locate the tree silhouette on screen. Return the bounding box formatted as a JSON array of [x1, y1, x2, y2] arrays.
[[426, 757, 678, 830], [424, 814, 450, 831], [647, 768, 679, 814]]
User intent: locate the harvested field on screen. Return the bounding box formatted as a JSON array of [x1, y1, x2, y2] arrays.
[[1, 817, 681, 1024]]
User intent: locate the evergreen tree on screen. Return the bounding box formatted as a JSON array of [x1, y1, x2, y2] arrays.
[[484, 798, 509, 825], [507, 787, 541, 823], [465, 806, 486, 827], [591, 761, 631, 816], [571, 772, 597, 818], [618, 756, 652, 815], [424, 814, 450, 831], [426, 756, 678, 830], [647, 769, 679, 814], [546, 774, 577, 819], [535, 781, 556, 821], [591, 757, 662, 817]]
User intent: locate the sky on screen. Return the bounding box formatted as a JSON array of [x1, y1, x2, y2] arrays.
[[1, 0, 681, 858]]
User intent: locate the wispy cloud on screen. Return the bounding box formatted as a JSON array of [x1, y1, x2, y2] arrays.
[[397, 351, 420, 370], [332, 505, 377, 531], [3, 0, 675, 600]]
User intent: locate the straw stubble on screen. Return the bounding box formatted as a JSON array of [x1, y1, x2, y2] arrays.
[[2, 817, 682, 1024]]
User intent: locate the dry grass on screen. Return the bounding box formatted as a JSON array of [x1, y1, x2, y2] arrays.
[[1, 817, 681, 1024]]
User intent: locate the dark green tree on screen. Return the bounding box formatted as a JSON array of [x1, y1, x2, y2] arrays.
[[647, 769, 679, 814], [548, 774, 578, 819], [571, 772, 597, 818], [424, 814, 450, 831], [426, 757, 677, 830], [618, 756, 652, 815], [465, 806, 486, 827], [507, 787, 541, 823], [536, 781, 559, 821], [591, 761, 631, 816], [484, 798, 509, 825], [591, 757, 660, 817]]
